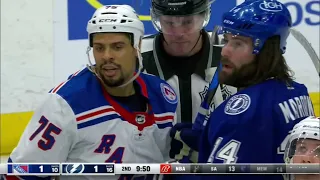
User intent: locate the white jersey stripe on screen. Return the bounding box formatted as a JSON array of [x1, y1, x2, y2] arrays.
[[155, 119, 173, 124], [154, 112, 175, 117], [76, 107, 115, 122], [51, 81, 67, 93], [75, 105, 114, 118]]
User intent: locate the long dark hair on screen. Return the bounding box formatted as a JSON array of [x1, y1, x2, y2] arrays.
[[247, 35, 295, 85]]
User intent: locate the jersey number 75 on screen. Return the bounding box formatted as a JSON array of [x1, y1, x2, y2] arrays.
[[29, 116, 62, 151]]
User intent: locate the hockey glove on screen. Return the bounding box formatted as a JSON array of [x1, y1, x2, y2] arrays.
[[169, 123, 200, 163]]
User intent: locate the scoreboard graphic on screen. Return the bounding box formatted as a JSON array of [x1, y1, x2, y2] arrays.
[[2, 163, 319, 176]]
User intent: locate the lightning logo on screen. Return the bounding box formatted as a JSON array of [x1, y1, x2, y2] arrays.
[[70, 164, 79, 173], [224, 94, 251, 115], [231, 98, 242, 109], [65, 164, 85, 174]]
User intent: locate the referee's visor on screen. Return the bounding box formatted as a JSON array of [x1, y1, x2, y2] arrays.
[[151, 10, 210, 35]]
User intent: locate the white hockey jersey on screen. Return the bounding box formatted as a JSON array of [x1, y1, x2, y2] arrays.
[[5, 68, 178, 180]]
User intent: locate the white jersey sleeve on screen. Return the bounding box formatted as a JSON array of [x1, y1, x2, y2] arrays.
[[9, 93, 77, 163]]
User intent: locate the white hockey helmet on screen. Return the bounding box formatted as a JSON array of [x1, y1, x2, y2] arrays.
[[283, 116, 320, 180], [85, 5, 145, 87], [284, 116, 320, 163], [86, 4, 144, 49]]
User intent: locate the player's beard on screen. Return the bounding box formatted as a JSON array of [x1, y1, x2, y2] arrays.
[[97, 63, 125, 87], [219, 57, 257, 88]]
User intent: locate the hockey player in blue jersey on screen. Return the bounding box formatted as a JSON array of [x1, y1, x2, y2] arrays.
[[169, 0, 316, 180]]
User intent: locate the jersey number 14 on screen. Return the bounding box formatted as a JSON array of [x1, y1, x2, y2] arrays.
[[208, 137, 241, 164]]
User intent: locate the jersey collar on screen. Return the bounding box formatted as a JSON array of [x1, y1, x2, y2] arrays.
[[100, 75, 155, 131]]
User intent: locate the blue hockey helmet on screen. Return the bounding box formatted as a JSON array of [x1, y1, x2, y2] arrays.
[[221, 0, 292, 54]]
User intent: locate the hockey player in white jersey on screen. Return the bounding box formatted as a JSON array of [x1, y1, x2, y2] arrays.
[[5, 4, 177, 180], [284, 116, 320, 180]]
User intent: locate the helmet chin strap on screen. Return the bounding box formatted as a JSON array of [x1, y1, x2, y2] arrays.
[[118, 46, 143, 87], [86, 46, 96, 74], [86, 46, 143, 88]]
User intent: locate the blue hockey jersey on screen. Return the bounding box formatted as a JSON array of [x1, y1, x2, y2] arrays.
[[198, 79, 315, 180]]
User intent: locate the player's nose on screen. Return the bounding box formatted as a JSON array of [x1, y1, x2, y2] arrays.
[[294, 155, 317, 163], [221, 44, 232, 59], [102, 48, 115, 61], [169, 26, 188, 36]]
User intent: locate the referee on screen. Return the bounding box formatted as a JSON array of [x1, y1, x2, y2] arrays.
[[142, 0, 236, 125]]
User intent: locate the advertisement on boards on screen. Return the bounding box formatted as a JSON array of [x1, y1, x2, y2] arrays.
[[53, 0, 319, 92], [67, 0, 236, 40]]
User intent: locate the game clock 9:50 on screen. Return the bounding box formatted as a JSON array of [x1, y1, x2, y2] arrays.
[[136, 165, 151, 172]]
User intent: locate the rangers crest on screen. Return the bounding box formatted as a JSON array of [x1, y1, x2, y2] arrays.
[[160, 83, 178, 104]]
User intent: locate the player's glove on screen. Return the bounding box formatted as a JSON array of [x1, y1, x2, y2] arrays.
[[169, 123, 200, 163]]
